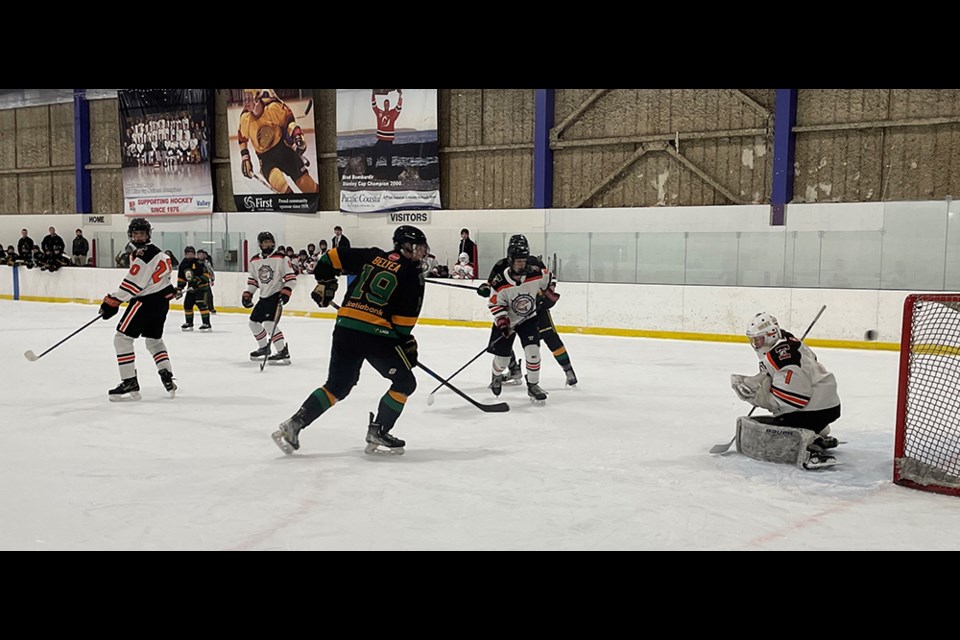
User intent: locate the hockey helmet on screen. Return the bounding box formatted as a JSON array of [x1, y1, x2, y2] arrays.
[[257, 231, 275, 252], [393, 225, 429, 261], [127, 218, 151, 247], [746, 312, 782, 354]]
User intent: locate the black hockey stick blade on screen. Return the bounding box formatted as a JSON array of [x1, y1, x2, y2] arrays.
[[303, 99, 313, 116], [414, 359, 509, 413]]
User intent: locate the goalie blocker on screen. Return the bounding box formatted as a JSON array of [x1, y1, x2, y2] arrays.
[[736, 416, 837, 470]]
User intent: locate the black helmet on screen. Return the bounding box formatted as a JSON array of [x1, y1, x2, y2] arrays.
[[257, 231, 275, 245], [393, 225, 427, 249], [127, 218, 151, 246], [509, 234, 528, 247], [183, 245, 196, 254], [507, 242, 529, 261]]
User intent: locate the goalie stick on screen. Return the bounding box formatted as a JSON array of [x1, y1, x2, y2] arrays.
[[710, 304, 827, 454]]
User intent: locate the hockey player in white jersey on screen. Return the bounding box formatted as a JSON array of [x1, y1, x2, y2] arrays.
[[99, 218, 178, 401], [242, 231, 297, 364], [731, 312, 842, 470], [488, 242, 552, 403]]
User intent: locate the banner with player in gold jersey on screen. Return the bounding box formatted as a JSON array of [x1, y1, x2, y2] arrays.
[[337, 89, 441, 213], [226, 89, 320, 212]]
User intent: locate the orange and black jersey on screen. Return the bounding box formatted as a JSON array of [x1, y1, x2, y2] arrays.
[[107, 244, 175, 304], [315, 246, 424, 340], [177, 258, 210, 291]]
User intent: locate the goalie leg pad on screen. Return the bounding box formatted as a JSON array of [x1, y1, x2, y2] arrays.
[[736, 416, 817, 467]]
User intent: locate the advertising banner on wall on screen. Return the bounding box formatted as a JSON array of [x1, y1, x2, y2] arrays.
[[225, 89, 320, 212], [337, 89, 441, 213], [118, 89, 214, 216]]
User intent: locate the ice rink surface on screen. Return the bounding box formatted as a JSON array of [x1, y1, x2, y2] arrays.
[[3, 299, 960, 551]]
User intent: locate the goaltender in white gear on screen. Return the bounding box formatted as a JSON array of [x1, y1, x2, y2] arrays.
[[731, 312, 842, 470]]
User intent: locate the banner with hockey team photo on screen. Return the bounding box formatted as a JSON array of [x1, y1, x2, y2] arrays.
[[337, 89, 441, 213], [226, 89, 320, 212], [118, 89, 214, 216]]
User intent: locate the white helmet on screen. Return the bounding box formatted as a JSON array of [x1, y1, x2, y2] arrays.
[[746, 312, 782, 354], [458, 252, 469, 264]]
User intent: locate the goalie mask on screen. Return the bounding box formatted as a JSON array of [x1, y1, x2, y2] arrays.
[[746, 312, 782, 355]]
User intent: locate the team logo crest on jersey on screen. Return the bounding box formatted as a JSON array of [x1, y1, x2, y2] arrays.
[[775, 345, 791, 360], [258, 264, 275, 283], [511, 293, 536, 316], [389, 252, 400, 261]]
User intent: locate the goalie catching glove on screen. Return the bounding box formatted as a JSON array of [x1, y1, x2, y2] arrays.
[[731, 372, 777, 411], [311, 279, 338, 308]]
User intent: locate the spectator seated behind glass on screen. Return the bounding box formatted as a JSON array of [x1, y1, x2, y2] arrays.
[[422, 252, 448, 278], [451, 252, 475, 279], [3, 245, 18, 266]]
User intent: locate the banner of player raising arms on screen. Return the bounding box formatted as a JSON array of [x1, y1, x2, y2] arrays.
[[118, 89, 214, 216], [226, 89, 320, 212], [337, 89, 441, 213]]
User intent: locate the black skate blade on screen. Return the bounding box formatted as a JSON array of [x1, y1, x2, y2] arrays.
[[271, 430, 296, 455]]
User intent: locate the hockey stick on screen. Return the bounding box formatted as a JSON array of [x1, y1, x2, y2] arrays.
[[260, 300, 284, 372], [326, 300, 508, 412], [250, 172, 280, 194], [710, 304, 828, 454], [424, 279, 482, 292], [294, 99, 313, 120], [425, 334, 505, 406], [412, 359, 510, 413], [24, 313, 102, 362]]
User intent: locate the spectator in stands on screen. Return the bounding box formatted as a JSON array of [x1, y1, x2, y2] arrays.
[[459, 228, 476, 268], [451, 252, 475, 279], [317, 239, 328, 256], [29, 246, 42, 269], [4, 245, 17, 266], [306, 243, 317, 260], [332, 225, 350, 250], [72, 229, 89, 266], [18, 229, 34, 260]]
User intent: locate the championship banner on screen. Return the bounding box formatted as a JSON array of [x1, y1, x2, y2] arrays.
[[337, 89, 441, 213], [118, 89, 214, 216], [226, 89, 320, 212]]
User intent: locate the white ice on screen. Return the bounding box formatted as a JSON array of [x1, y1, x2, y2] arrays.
[[3, 299, 959, 551]]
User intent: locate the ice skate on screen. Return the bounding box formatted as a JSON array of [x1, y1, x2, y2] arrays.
[[198, 322, 212, 332], [527, 376, 548, 405], [158, 369, 177, 398], [267, 345, 291, 365], [108, 377, 141, 402], [564, 366, 578, 387], [272, 408, 307, 455], [364, 412, 405, 455], [489, 372, 504, 397], [249, 345, 270, 361], [802, 443, 838, 470], [181, 322, 194, 332]]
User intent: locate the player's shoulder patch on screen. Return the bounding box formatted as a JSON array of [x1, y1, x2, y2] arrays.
[[389, 252, 400, 261], [771, 340, 802, 366]]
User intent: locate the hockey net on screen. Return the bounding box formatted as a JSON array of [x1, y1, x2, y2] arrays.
[[895, 294, 960, 496]]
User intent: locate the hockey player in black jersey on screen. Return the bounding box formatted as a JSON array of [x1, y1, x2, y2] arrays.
[[176, 246, 212, 331], [272, 225, 428, 456], [99, 218, 178, 400], [478, 234, 577, 387]]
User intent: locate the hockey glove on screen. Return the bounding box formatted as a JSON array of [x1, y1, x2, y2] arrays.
[[241, 157, 254, 179], [730, 373, 757, 402], [279, 288, 291, 305], [311, 279, 338, 308], [100, 295, 121, 320], [397, 335, 418, 368], [293, 131, 306, 155], [477, 282, 491, 298], [495, 315, 511, 338], [241, 291, 254, 309], [540, 286, 560, 310], [175, 288, 184, 300], [751, 376, 778, 411]]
